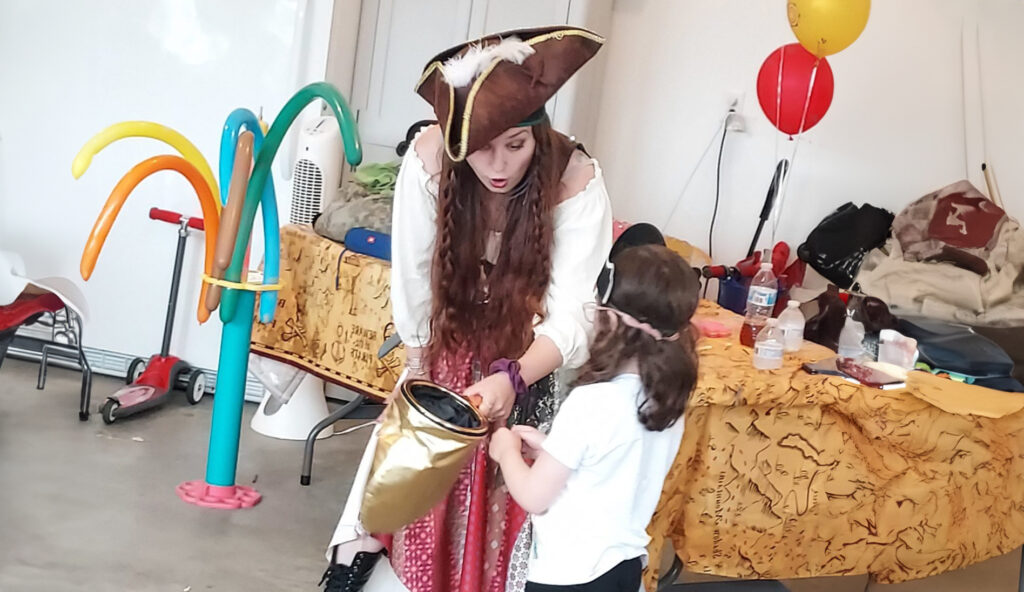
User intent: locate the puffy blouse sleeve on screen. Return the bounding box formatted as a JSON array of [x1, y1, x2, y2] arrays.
[[390, 132, 437, 348], [534, 160, 613, 369]]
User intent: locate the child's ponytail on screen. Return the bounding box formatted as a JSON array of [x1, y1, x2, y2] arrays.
[[635, 325, 697, 430], [574, 245, 701, 431]]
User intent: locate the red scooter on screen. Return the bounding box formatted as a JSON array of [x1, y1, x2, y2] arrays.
[[101, 207, 208, 424]]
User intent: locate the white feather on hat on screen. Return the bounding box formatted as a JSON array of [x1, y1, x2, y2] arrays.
[[441, 36, 535, 88]]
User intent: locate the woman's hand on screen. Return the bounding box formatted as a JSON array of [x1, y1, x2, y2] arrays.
[[464, 372, 516, 424], [488, 427, 521, 463]]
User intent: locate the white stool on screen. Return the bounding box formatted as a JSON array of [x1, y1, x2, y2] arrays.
[[250, 372, 333, 441]]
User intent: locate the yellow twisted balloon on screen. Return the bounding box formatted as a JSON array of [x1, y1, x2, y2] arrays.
[[72, 121, 220, 212]]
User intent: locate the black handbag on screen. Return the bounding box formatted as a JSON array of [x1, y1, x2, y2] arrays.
[[798, 202, 894, 289]]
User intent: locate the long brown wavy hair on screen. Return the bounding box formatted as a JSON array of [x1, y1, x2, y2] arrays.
[[427, 120, 561, 368], [575, 245, 700, 431]]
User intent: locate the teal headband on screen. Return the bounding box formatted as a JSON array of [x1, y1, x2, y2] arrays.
[[516, 108, 548, 127]]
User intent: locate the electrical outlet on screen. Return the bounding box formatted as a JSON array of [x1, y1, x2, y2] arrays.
[[725, 91, 745, 113], [726, 112, 746, 133]]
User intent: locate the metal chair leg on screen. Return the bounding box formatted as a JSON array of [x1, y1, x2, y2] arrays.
[[658, 556, 684, 590], [34, 308, 92, 420], [0, 329, 15, 372], [300, 393, 365, 486], [37, 343, 53, 390], [1018, 544, 1024, 592], [78, 351, 92, 421], [74, 312, 91, 421]]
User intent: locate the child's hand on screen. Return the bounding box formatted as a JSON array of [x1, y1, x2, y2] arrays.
[[489, 427, 521, 463], [511, 425, 547, 451]]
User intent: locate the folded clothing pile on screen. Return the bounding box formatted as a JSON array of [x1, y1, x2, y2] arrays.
[[858, 180, 1024, 326], [313, 162, 399, 243]]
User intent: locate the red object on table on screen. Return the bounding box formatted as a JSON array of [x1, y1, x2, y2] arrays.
[[736, 242, 790, 277], [693, 318, 731, 339]]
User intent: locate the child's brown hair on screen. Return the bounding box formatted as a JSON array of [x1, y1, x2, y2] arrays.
[[575, 245, 699, 431]]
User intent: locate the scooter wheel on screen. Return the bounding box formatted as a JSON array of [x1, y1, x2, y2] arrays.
[[100, 399, 120, 424], [185, 371, 207, 405], [126, 357, 147, 385]]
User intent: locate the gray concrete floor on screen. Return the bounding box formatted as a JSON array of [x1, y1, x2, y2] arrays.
[[0, 359, 370, 591]]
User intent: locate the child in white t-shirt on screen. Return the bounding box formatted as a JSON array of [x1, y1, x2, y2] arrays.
[[489, 243, 700, 592]]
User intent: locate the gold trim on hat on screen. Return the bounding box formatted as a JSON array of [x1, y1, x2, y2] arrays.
[[416, 28, 605, 162]]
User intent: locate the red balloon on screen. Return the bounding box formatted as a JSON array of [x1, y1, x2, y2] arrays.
[[756, 43, 834, 135]]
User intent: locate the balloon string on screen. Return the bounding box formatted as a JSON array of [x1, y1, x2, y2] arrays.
[[770, 59, 818, 242], [796, 59, 820, 138], [774, 47, 785, 170]]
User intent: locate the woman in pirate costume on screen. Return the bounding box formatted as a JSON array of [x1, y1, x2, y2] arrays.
[[321, 26, 612, 592]]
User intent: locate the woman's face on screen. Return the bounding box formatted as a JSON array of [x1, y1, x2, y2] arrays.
[[465, 126, 536, 194]]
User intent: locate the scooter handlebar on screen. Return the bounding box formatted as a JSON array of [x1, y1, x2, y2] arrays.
[[149, 207, 181, 225], [149, 207, 205, 231]]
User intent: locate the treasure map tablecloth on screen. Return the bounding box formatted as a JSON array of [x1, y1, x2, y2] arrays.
[[645, 301, 1024, 588], [250, 225, 402, 400]]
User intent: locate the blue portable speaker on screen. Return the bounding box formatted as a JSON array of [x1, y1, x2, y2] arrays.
[[344, 227, 391, 261]]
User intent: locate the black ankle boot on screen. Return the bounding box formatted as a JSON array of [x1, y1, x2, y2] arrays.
[[319, 551, 383, 592]]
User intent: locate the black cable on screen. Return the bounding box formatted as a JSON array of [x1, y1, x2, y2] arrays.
[[703, 117, 731, 299], [708, 115, 731, 261]]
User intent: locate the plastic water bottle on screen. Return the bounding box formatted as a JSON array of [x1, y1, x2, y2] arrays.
[[777, 300, 805, 353], [753, 319, 784, 370], [837, 316, 866, 359], [740, 260, 778, 347]]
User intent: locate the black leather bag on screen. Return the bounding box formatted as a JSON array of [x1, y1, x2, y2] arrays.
[[798, 203, 894, 289]]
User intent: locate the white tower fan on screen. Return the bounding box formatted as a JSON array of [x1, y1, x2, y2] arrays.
[[289, 115, 345, 224], [251, 114, 346, 441]]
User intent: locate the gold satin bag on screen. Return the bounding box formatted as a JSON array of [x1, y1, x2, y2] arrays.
[[360, 380, 488, 533]]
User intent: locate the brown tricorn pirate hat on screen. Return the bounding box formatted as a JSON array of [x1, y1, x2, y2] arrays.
[[415, 25, 604, 162]]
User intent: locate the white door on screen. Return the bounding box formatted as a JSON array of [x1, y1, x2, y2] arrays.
[[350, 0, 475, 163], [467, 0, 572, 36], [349, 0, 596, 163]]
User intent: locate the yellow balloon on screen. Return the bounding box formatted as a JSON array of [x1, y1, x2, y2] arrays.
[[72, 121, 220, 212], [788, 0, 870, 57]]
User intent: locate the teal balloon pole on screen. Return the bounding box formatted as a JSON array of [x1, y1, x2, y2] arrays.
[[219, 109, 280, 323], [220, 82, 362, 320], [176, 83, 361, 510]]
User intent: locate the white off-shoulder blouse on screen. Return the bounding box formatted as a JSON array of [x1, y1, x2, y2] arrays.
[[389, 131, 613, 369]]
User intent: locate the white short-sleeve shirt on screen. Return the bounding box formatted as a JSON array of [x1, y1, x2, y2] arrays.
[[528, 374, 685, 585]]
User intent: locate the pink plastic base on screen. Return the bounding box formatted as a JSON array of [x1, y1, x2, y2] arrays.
[[176, 480, 261, 509]]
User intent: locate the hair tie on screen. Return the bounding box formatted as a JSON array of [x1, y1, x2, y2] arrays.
[[586, 302, 679, 342]]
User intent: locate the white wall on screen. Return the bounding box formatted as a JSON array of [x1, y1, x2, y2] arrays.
[[0, 0, 339, 370], [591, 0, 1024, 266]]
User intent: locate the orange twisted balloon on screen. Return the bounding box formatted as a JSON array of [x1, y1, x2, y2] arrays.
[[80, 155, 220, 323]]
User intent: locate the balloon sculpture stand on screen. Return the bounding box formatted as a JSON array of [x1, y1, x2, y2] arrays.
[[176, 286, 264, 509], [71, 83, 361, 510], [176, 482, 261, 510], [175, 82, 362, 510]]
